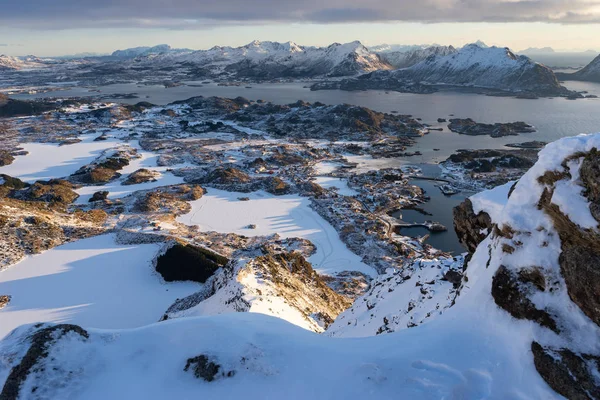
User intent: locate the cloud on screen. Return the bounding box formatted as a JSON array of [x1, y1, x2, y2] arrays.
[[1, 0, 600, 29]]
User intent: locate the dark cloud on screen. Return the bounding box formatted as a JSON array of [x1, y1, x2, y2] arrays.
[[1, 0, 599, 28]]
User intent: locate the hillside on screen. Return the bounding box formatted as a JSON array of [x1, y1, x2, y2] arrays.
[[557, 54, 600, 82], [2, 132, 600, 398], [313, 44, 574, 97]]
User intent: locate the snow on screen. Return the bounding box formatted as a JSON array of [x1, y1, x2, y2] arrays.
[[0, 134, 119, 183], [551, 158, 598, 229], [328, 257, 464, 338], [313, 177, 358, 196], [0, 234, 200, 339], [313, 161, 340, 175], [176, 188, 375, 277], [169, 258, 330, 332], [469, 181, 514, 223], [74, 141, 186, 203], [0, 311, 560, 399], [138, 40, 390, 76], [499, 133, 600, 232]]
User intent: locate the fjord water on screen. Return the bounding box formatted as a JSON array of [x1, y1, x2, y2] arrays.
[[16, 80, 600, 162]]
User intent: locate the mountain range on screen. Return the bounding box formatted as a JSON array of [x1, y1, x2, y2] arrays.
[[2, 39, 599, 96], [312, 43, 575, 97]]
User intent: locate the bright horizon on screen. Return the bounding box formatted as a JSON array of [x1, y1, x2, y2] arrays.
[[1, 0, 600, 57]]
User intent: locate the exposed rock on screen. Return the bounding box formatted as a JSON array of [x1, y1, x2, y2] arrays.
[[202, 167, 250, 185], [184, 355, 233, 382], [505, 140, 547, 149], [448, 118, 536, 138], [0, 151, 14, 167], [0, 324, 89, 400], [491, 266, 558, 333], [531, 342, 600, 400], [122, 168, 160, 185], [10, 179, 79, 207], [89, 191, 109, 202], [155, 242, 229, 283], [0, 295, 10, 309], [453, 199, 492, 253]]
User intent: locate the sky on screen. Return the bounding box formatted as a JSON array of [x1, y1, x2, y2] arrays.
[[1, 0, 600, 56]]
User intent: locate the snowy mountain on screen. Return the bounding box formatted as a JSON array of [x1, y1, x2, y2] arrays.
[[378, 45, 457, 69], [314, 44, 572, 96], [0, 55, 46, 70], [3, 132, 600, 398], [111, 44, 192, 59], [369, 44, 431, 53], [557, 53, 600, 82], [521, 47, 556, 54], [397, 44, 563, 93], [130, 40, 393, 79]]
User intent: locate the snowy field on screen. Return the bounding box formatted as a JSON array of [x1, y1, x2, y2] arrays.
[[0, 134, 120, 183], [75, 141, 187, 203], [177, 188, 375, 277], [0, 234, 200, 338], [0, 308, 560, 399], [313, 176, 357, 196]]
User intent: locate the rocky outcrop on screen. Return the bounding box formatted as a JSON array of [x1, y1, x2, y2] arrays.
[[447, 118, 536, 138], [453, 198, 492, 253], [531, 342, 600, 400], [184, 355, 234, 382], [155, 241, 229, 283], [0, 151, 14, 167], [0, 295, 10, 310], [459, 137, 600, 398], [0, 324, 89, 400], [10, 179, 79, 207], [122, 168, 160, 185], [164, 239, 351, 333]]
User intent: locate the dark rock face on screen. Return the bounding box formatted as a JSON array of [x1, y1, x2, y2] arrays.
[[580, 148, 600, 222], [447, 118, 536, 138], [0, 97, 57, 118], [184, 355, 234, 382], [491, 265, 558, 333], [89, 191, 109, 202], [0, 151, 14, 167], [156, 242, 229, 283], [0, 324, 89, 400], [453, 199, 492, 253], [532, 342, 600, 400]]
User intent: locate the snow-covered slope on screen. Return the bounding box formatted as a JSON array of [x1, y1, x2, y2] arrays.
[[560, 53, 600, 82], [317, 43, 572, 96], [134, 40, 392, 78], [396, 44, 566, 94], [2, 129, 600, 398], [379, 45, 456, 69], [0, 55, 46, 71]]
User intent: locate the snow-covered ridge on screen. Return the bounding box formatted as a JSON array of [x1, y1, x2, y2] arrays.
[[130, 40, 392, 78], [0, 55, 46, 71], [379, 45, 457, 69], [111, 44, 192, 59], [395, 44, 563, 93]]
